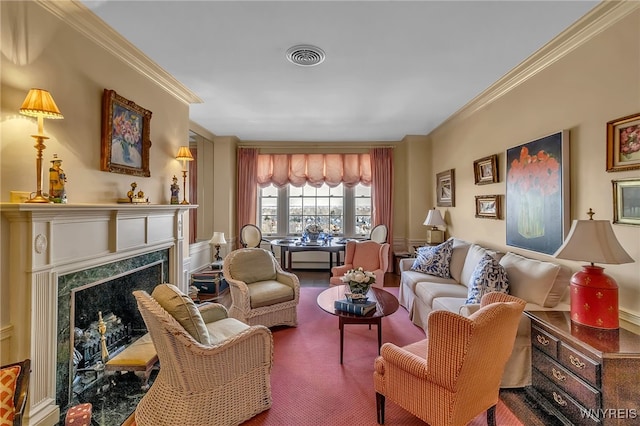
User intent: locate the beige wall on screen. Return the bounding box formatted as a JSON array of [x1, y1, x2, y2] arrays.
[[428, 10, 640, 321]]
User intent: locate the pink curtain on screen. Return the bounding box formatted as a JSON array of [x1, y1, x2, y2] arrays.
[[256, 153, 371, 188], [237, 148, 259, 248], [371, 148, 394, 271]]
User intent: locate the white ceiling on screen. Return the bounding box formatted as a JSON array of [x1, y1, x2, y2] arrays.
[[81, 1, 598, 142]]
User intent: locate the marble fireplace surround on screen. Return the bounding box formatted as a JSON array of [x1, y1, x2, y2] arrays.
[[1, 203, 194, 426]]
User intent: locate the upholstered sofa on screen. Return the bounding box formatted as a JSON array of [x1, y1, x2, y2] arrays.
[[399, 238, 571, 388]]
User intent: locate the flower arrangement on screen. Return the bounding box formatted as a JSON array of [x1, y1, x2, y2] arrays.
[[341, 267, 376, 296], [305, 223, 324, 234]]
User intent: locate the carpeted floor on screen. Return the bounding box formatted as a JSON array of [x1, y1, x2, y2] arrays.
[[241, 286, 524, 426]]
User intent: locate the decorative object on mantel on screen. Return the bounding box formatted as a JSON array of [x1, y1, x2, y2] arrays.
[[170, 175, 179, 205], [553, 208, 635, 330], [48, 154, 67, 203], [101, 89, 152, 177], [176, 146, 194, 204], [473, 154, 498, 185], [436, 169, 455, 207], [19, 88, 64, 203], [118, 182, 149, 204], [606, 112, 640, 172], [209, 232, 227, 262], [341, 267, 376, 303], [423, 207, 446, 244]]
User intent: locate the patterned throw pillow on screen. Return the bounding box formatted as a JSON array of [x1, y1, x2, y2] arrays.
[[466, 253, 509, 304], [0, 365, 21, 424], [410, 238, 454, 278]]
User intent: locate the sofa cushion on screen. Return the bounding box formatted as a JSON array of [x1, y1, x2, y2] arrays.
[[432, 296, 467, 313], [449, 238, 472, 283], [151, 284, 210, 345], [415, 282, 468, 308], [410, 239, 454, 278], [499, 252, 568, 308], [466, 254, 509, 303], [460, 244, 502, 288]]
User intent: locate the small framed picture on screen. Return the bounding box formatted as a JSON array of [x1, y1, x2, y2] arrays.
[[606, 112, 640, 172], [101, 89, 153, 177], [612, 178, 640, 226], [475, 195, 501, 219], [473, 154, 498, 185], [436, 169, 455, 207]]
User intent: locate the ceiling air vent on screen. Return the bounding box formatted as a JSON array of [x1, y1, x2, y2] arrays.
[[286, 45, 325, 67]]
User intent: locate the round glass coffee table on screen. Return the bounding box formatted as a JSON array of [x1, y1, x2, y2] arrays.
[[317, 285, 399, 364]]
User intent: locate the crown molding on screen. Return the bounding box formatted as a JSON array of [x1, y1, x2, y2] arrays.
[[434, 0, 640, 135], [36, 0, 203, 105]]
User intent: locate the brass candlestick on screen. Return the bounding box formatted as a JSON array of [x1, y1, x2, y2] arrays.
[[98, 311, 109, 362]]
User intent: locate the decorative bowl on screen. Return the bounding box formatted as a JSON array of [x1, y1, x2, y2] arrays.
[[346, 293, 369, 304]]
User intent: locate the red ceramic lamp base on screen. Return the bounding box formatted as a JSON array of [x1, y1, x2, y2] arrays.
[[570, 265, 619, 330]]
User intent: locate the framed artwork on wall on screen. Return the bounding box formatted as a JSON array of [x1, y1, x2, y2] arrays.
[[475, 195, 501, 219], [101, 89, 153, 177], [505, 130, 570, 255], [436, 169, 455, 207], [473, 154, 498, 185], [606, 112, 640, 172], [612, 178, 640, 226]]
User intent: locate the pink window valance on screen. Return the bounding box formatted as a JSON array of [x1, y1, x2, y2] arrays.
[[256, 153, 371, 188]]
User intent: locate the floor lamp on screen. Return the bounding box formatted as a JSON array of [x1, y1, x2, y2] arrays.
[[19, 88, 64, 203], [175, 146, 193, 204]]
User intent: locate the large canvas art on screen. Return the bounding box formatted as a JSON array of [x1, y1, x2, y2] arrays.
[[506, 131, 570, 255]]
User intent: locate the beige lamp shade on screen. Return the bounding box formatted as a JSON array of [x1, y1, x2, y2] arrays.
[[554, 219, 634, 265], [176, 146, 194, 162], [19, 88, 64, 119], [209, 232, 227, 245], [423, 208, 446, 229]]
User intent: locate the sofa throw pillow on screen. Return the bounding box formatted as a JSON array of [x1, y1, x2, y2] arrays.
[[0, 365, 21, 424], [410, 238, 454, 278], [466, 254, 509, 304]]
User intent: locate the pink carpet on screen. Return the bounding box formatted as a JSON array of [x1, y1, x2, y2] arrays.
[[242, 286, 523, 425]]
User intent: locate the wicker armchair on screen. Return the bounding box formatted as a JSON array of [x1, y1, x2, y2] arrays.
[[374, 292, 526, 426], [223, 248, 300, 328], [133, 286, 273, 426], [330, 240, 390, 287]]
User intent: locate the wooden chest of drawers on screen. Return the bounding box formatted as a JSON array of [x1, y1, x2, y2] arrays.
[[525, 311, 640, 426]]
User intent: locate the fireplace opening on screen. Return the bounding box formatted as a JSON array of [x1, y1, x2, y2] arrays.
[[57, 251, 168, 426]]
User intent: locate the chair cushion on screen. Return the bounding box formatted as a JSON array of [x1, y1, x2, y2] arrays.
[[206, 317, 250, 345], [466, 254, 509, 304], [0, 365, 20, 423], [499, 252, 567, 307], [151, 284, 210, 345], [228, 250, 277, 284], [410, 238, 454, 278], [248, 281, 295, 308]]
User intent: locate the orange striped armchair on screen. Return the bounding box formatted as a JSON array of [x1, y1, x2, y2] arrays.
[[373, 292, 526, 426]]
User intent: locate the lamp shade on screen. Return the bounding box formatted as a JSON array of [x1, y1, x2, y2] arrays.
[[19, 88, 64, 119], [176, 146, 194, 162], [209, 232, 227, 245], [423, 208, 446, 228], [553, 219, 634, 265]]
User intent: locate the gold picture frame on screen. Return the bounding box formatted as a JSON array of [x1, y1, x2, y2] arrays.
[[475, 194, 501, 219], [612, 178, 640, 226], [101, 89, 152, 177], [436, 169, 455, 207], [473, 154, 498, 185], [606, 112, 640, 172]]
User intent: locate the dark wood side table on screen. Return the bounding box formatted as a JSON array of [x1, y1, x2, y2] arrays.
[[525, 311, 640, 426], [317, 285, 399, 364]]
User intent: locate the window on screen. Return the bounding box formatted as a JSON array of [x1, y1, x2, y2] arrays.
[[258, 183, 371, 237]]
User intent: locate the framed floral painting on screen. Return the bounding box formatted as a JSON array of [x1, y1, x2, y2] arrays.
[[606, 112, 640, 172], [506, 131, 570, 255], [101, 89, 152, 177]]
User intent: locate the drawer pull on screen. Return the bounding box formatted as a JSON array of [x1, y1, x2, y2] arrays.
[[569, 355, 586, 369], [552, 368, 566, 382], [552, 392, 568, 407], [536, 335, 550, 346]]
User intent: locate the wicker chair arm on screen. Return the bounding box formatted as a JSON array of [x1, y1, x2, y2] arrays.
[[198, 302, 229, 323]]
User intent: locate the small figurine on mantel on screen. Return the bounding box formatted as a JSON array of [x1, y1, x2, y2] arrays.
[[170, 175, 180, 205], [127, 182, 137, 202], [48, 154, 67, 203]]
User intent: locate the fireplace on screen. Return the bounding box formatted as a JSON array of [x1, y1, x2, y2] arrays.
[[1, 203, 196, 426]]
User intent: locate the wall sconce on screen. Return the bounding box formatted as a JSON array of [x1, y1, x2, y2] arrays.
[[19, 88, 64, 203], [423, 207, 446, 244], [554, 208, 635, 330], [209, 232, 227, 262], [175, 146, 193, 204]]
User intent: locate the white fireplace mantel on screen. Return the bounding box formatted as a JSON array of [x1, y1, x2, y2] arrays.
[[0, 203, 196, 426]]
